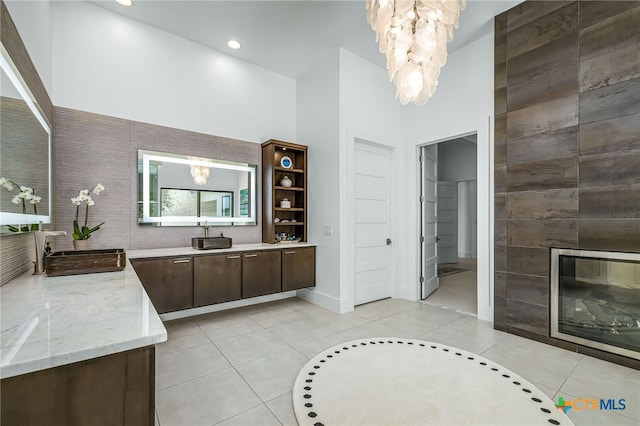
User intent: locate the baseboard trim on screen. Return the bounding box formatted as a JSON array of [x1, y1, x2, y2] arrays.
[[296, 288, 343, 313]]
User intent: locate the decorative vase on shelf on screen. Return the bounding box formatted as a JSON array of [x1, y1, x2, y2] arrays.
[[280, 175, 292, 187], [73, 239, 91, 251]]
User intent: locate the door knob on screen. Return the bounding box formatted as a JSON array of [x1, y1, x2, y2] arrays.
[[386, 238, 392, 245]]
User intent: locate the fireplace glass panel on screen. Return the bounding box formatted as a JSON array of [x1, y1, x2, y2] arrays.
[[551, 249, 640, 360]]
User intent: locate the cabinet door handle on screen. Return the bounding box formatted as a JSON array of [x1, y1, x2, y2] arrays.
[[244, 254, 258, 258], [173, 258, 191, 263], [226, 255, 240, 259], [284, 251, 296, 255]]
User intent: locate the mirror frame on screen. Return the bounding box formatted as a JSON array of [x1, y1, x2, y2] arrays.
[[0, 44, 52, 228], [138, 149, 257, 226]]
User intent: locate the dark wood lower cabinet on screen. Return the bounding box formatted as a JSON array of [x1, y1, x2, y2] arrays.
[[194, 253, 242, 306], [1, 346, 155, 426], [242, 250, 282, 298], [282, 246, 316, 291], [131, 257, 193, 314]]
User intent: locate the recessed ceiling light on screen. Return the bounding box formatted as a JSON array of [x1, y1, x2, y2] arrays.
[[227, 40, 242, 50], [115, 0, 133, 6]]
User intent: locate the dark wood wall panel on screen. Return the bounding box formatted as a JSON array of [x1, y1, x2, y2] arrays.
[[494, 1, 640, 365], [579, 184, 640, 219], [579, 113, 640, 155], [506, 127, 577, 166], [507, 189, 577, 220]]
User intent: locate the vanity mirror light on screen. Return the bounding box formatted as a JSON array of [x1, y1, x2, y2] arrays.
[[138, 150, 257, 226], [0, 45, 52, 233]]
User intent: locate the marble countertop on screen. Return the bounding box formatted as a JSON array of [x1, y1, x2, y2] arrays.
[[127, 242, 317, 259], [0, 262, 167, 379]]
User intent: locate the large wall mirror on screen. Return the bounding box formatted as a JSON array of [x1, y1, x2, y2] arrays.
[[138, 150, 257, 226], [0, 46, 52, 233]]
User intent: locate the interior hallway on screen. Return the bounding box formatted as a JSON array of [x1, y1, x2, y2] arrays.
[[426, 257, 477, 315]]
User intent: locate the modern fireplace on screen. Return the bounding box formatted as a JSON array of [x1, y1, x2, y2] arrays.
[[550, 248, 640, 360]]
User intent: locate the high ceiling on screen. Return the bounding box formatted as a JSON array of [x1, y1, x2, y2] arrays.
[[88, 0, 523, 79]]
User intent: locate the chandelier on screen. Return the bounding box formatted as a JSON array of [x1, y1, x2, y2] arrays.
[[366, 0, 466, 105], [187, 157, 211, 185]]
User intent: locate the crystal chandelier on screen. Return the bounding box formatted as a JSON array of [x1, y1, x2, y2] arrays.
[[188, 157, 211, 185], [366, 0, 466, 105]]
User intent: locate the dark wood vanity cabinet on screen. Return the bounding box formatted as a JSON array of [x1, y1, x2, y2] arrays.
[[242, 250, 282, 298], [193, 253, 242, 307], [282, 246, 316, 291], [131, 257, 194, 314]]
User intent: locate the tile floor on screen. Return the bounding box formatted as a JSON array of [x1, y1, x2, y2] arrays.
[[155, 297, 639, 426], [427, 257, 477, 315]]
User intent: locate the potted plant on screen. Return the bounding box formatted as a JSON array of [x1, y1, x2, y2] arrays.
[[0, 177, 42, 232], [71, 183, 105, 250]]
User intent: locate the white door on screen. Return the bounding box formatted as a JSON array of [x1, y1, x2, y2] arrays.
[[437, 181, 458, 264], [354, 141, 393, 305], [421, 145, 438, 299]]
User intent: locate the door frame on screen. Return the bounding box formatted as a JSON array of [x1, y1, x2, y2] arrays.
[[344, 128, 397, 312], [417, 134, 479, 304]]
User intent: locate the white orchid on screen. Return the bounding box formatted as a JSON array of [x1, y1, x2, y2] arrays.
[[1, 177, 42, 231], [72, 183, 106, 241]]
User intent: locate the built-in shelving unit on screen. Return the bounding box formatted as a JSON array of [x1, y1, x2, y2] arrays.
[[262, 140, 308, 243]]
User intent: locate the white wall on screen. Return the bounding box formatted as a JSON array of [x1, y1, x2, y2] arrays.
[[402, 32, 495, 322], [338, 49, 407, 311], [438, 139, 477, 182], [295, 50, 341, 311], [51, 1, 296, 144], [5, 0, 52, 95]]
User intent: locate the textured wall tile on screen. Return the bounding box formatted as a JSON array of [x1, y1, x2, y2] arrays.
[[495, 164, 507, 193], [579, 184, 640, 219], [580, 5, 640, 61], [579, 1, 639, 30], [579, 78, 640, 124], [507, 2, 578, 59], [579, 219, 640, 252], [508, 219, 578, 248], [507, 95, 578, 139], [579, 112, 640, 155], [495, 193, 506, 220], [507, 157, 578, 192], [495, 113, 507, 143], [506, 273, 549, 306], [507, 1, 568, 32], [495, 13, 507, 63], [506, 299, 549, 337], [507, 127, 577, 166], [507, 246, 550, 277], [495, 219, 506, 272], [0, 233, 36, 286], [579, 42, 640, 93], [495, 61, 506, 90], [579, 149, 640, 187], [507, 188, 577, 220], [507, 33, 579, 112], [495, 87, 506, 115]]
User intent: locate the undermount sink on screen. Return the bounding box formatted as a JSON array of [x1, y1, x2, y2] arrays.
[[192, 236, 232, 250]]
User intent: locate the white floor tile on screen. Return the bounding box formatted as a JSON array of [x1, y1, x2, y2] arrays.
[[268, 319, 334, 346], [236, 348, 309, 402], [216, 404, 281, 426], [214, 329, 290, 365], [156, 343, 231, 390], [265, 392, 298, 426], [156, 368, 262, 426]]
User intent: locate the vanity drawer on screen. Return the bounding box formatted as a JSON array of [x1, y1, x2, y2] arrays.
[[193, 254, 241, 307], [131, 257, 193, 314], [242, 250, 282, 298]]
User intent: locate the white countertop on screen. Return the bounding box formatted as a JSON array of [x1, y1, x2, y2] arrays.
[[127, 242, 317, 259], [0, 262, 167, 379]]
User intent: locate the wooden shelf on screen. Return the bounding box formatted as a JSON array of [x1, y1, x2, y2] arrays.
[[262, 140, 308, 243], [275, 186, 304, 191], [275, 166, 304, 173]]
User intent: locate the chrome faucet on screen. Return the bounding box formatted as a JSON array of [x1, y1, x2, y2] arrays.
[[203, 222, 210, 238], [34, 229, 67, 275]]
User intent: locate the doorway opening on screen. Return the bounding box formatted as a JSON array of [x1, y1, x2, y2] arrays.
[[419, 135, 478, 315]]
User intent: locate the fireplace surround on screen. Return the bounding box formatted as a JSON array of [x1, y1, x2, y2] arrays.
[[550, 248, 640, 360]]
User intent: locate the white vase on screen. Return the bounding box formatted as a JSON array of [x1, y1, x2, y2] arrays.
[[73, 239, 91, 251], [280, 175, 292, 187]]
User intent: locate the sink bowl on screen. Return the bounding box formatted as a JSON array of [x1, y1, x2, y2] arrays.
[[192, 236, 232, 250], [46, 249, 126, 277]]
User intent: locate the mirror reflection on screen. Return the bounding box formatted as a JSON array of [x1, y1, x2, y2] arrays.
[[0, 49, 51, 232], [138, 150, 257, 226]]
